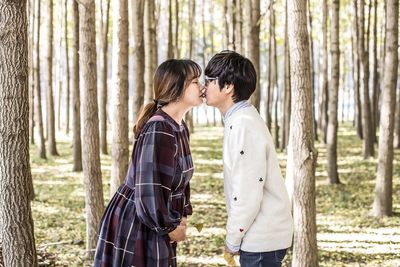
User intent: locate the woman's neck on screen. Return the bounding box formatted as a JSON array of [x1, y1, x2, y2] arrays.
[[161, 102, 189, 125]]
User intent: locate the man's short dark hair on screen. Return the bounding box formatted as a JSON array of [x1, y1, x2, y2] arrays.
[[205, 50, 257, 103]]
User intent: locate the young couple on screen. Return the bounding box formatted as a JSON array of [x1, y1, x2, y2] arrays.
[[94, 51, 293, 267]]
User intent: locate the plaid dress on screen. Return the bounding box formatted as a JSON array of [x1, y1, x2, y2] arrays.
[[94, 109, 193, 267]]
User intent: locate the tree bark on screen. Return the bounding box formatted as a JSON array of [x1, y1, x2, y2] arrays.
[[28, 0, 35, 145], [185, 0, 195, 132], [0, 1, 38, 265], [287, 0, 319, 265], [110, 0, 129, 196], [72, 0, 82, 172], [131, 0, 145, 124], [167, 0, 173, 59], [307, 0, 317, 141], [318, 0, 328, 144], [326, 0, 340, 184], [144, 0, 158, 103], [99, 0, 110, 155], [174, 0, 179, 58], [371, 0, 398, 217], [234, 0, 243, 54], [395, 85, 400, 148], [64, 0, 70, 134], [358, 0, 374, 158], [33, 0, 46, 159], [244, 0, 260, 111], [280, 0, 291, 151], [78, 0, 105, 256], [46, 0, 59, 156], [352, 0, 363, 139], [371, 0, 379, 142]]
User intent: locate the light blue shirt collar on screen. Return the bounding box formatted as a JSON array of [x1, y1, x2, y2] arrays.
[[223, 100, 251, 122]]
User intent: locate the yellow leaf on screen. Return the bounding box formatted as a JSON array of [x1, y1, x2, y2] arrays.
[[223, 251, 236, 266], [194, 223, 203, 233]]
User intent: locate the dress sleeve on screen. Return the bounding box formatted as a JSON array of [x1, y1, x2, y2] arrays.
[[134, 121, 181, 235]]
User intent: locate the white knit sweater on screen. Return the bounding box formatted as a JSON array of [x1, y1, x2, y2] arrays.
[[223, 105, 293, 252]]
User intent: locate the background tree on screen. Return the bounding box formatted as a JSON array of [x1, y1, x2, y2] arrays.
[[131, 0, 145, 123], [288, 0, 319, 265], [72, 0, 82, 172], [99, 0, 110, 155], [358, 0, 374, 158], [110, 0, 129, 196], [318, 0, 328, 144], [326, 0, 340, 184], [64, 0, 71, 134], [371, 0, 398, 217], [33, 0, 46, 159], [46, 0, 59, 156], [244, 0, 260, 111], [0, 1, 38, 265], [144, 0, 158, 103], [78, 0, 105, 256]]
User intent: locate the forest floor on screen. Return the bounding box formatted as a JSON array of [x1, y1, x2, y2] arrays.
[[30, 124, 400, 266]]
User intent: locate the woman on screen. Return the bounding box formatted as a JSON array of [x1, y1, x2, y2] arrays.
[[94, 59, 204, 267]]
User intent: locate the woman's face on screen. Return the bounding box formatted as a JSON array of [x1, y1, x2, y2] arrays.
[[181, 77, 204, 107]]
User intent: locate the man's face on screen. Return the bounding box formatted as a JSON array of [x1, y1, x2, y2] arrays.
[[204, 77, 228, 108]]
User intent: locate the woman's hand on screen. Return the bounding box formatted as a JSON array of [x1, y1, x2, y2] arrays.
[[168, 225, 186, 242], [168, 217, 188, 242]]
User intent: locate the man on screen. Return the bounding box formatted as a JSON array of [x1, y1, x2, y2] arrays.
[[204, 50, 293, 267]]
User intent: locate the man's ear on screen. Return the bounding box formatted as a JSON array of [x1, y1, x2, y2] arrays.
[[224, 84, 234, 95]]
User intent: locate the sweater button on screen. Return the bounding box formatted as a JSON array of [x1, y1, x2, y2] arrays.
[[240, 150, 244, 155]]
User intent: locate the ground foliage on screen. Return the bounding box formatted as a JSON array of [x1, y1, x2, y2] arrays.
[[28, 124, 399, 266]]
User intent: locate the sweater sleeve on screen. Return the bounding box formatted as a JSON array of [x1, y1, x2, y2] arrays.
[[225, 124, 268, 249]]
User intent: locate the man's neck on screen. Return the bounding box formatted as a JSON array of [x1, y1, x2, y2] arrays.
[[218, 100, 235, 116]]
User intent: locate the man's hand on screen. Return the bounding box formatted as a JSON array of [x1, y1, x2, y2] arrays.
[[224, 244, 239, 256]]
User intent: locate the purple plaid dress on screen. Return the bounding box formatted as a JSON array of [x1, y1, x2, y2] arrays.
[[94, 109, 193, 267]]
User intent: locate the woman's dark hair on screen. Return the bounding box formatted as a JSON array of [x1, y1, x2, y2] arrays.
[[205, 50, 257, 102], [133, 59, 201, 137]]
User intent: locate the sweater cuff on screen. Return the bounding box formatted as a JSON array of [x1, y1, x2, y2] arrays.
[[225, 240, 241, 253]]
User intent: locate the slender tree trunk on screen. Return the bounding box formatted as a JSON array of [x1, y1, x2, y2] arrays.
[[270, 1, 279, 146], [174, 0, 179, 58], [318, 0, 328, 144], [57, 0, 63, 132], [46, 0, 59, 156], [326, 0, 340, 184], [266, 4, 273, 131], [78, 0, 105, 256], [235, 0, 243, 54], [64, 0, 70, 134], [371, 0, 379, 142], [72, 0, 82, 172], [28, 0, 35, 145], [307, 0, 317, 141], [110, 0, 129, 196], [144, 0, 158, 104], [394, 84, 400, 148], [99, 0, 110, 155], [352, 0, 363, 139], [167, 0, 173, 59], [371, 0, 398, 217], [280, 0, 291, 151], [288, 0, 319, 265], [131, 0, 145, 124], [185, 0, 195, 132], [0, 1, 38, 265], [33, 0, 46, 159], [359, 0, 374, 158], [244, 0, 260, 111], [202, 0, 210, 127]]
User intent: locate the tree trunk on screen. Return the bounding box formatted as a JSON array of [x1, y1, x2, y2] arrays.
[[64, 0, 70, 134], [266, 4, 273, 131], [110, 0, 129, 196], [235, 0, 243, 54], [78, 0, 105, 256], [280, 0, 291, 151], [33, 0, 46, 159], [352, 0, 363, 139], [358, 0, 374, 158], [326, 0, 340, 184], [0, 1, 38, 265], [72, 0, 82, 172], [307, 0, 317, 141], [99, 0, 110, 155], [287, 0, 319, 265], [144, 0, 158, 103], [244, 0, 260, 111], [371, 0, 398, 217], [185, 0, 195, 132], [395, 84, 400, 148], [28, 0, 35, 145], [174, 0, 179, 58], [318, 0, 328, 144], [371, 0, 379, 142], [46, 0, 59, 156], [131, 0, 145, 124], [270, 1, 279, 147], [167, 0, 173, 59]]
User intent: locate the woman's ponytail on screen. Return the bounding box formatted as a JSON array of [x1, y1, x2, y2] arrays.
[[133, 101, 158, 138]]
